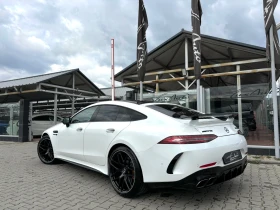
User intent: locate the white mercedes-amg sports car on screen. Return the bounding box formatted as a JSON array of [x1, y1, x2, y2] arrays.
[[37, 101, 248, 198]]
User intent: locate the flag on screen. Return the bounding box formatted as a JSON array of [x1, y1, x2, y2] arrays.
[[191, 0, 203, 79], [137, 0, 149, 82], [263, 0, 280, 67]]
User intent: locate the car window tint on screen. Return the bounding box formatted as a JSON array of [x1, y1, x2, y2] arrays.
[[147, 104, 203, 119], [126, 109, 147, 121], [94, 105, 120, 122], [71, 106, 98, 124], [116, 107, 131, 121], [32, 115, 50, 121]]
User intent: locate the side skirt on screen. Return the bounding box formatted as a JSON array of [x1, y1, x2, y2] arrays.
[[57, 158, 108, 176]]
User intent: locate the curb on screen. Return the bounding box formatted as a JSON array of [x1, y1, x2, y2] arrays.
[[248, 157, 280, 165]]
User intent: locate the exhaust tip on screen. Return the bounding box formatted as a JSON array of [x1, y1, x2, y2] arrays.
[[196, 176, 217, 188], [196, 179, 209, 188], [206, 177, 216, 186]]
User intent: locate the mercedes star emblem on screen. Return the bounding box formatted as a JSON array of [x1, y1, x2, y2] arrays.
[[224, 127, 229, 133]]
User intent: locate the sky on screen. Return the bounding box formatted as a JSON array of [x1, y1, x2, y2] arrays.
[[0, 0, 279, 88]]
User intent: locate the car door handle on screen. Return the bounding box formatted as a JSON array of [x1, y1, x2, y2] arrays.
[[77, 128, 83, 132], [106, 128, 115, 133]]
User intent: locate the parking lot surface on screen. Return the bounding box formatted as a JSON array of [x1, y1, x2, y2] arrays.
[[1, 141, 280, 210]]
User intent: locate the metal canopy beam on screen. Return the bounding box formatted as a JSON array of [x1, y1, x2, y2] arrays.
[[39, 83, 97, 96], [227, 47, 234, 60], [123, 78, 166, 92], [129, 38, 186, 76], [153, 58, 185, 89], [123, 58, 267, 79], [122, 68, 271, 86], [167, 40, 184, 67], [189, 37, 228, 87], [169, 73, 186, 88], [201, 54, 228, 86], [203, 43, 230, 59], [201, 38, 266, 57]]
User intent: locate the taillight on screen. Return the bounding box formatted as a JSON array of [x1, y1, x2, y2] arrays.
[[158, 134, 217, 144], [200, 162, 217, 168]]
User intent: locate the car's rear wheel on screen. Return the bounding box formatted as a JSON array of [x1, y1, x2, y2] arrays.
[[108, 146, 147, 198], [37, 135, 56, 164]]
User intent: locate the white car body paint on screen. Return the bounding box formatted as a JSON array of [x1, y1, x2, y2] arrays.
[[42, 101, 248, 183]]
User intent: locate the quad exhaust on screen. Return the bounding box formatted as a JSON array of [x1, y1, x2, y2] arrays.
[[196, 176, 217, 188]]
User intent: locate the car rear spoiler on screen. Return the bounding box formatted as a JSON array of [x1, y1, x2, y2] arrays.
[[191, 113, 236, 121]]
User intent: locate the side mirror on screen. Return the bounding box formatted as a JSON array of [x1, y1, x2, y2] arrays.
[[62, 117, 71, 127]]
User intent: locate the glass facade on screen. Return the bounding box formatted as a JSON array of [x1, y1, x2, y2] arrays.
[[0, 102, 20, 136], [141, 82, 275, 146], [142, 89, 202, 110], [208, 83, 273, 146]]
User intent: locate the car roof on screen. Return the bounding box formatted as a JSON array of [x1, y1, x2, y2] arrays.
[[72, 100, 204, 119], [86, 100, 179, 108]]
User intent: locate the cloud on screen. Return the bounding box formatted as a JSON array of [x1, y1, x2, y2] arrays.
[[47, 54, 123, 88], [0, 0, 279, 88], [61, 17, 84, 33], [28, 36, 50, 50], [0, 67, 30, 81]]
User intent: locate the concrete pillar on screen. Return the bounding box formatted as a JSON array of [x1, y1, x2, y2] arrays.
[[18, 99, 30, 142]]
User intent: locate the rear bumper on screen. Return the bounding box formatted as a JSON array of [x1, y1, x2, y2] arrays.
[[147, 156, 247, 189], [138, 134, 247, 182]]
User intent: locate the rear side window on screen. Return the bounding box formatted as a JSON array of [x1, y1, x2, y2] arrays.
[[126, 108, 147, 121], [147, 104, 203, 119], [93, 105, 147, 122], [116, 107, 147, 121], [94, 105, 120, 121], [116, 107, 131, 121]]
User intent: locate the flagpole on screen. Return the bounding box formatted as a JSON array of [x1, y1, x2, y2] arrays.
[[197, 79, 200, 111], [111, 39, 115, 101], [137, 0, 148, 102], [191, 0, 202, 112], [269, 26, 280, 158], [140, 81, 143, 101]]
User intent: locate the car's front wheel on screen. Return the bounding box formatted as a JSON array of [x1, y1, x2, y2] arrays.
[[37, 135, 56, 164], [108, 146, 147, 198]]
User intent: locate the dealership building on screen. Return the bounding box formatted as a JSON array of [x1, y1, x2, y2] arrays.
[[115, 29, 279, 156], [0, 29, 279, 156]]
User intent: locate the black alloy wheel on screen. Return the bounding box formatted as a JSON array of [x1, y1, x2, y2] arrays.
[[109, 146, 147, 198], [37, 135, 56, 164]]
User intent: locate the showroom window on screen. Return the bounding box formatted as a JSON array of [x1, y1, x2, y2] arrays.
[[0, 103, 20, 136]]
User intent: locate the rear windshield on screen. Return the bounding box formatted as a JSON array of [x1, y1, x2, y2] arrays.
[[146, 104, 204, 119]]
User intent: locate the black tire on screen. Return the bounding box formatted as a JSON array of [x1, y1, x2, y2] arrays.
[[108, 146, 147, 198], [37, 135, 56, 164]]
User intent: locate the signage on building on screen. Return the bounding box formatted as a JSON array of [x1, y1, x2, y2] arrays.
[[152, 94, 189, 103]]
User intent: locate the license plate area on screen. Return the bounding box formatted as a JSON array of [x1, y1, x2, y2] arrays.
[[222, 150, 242, 164]]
